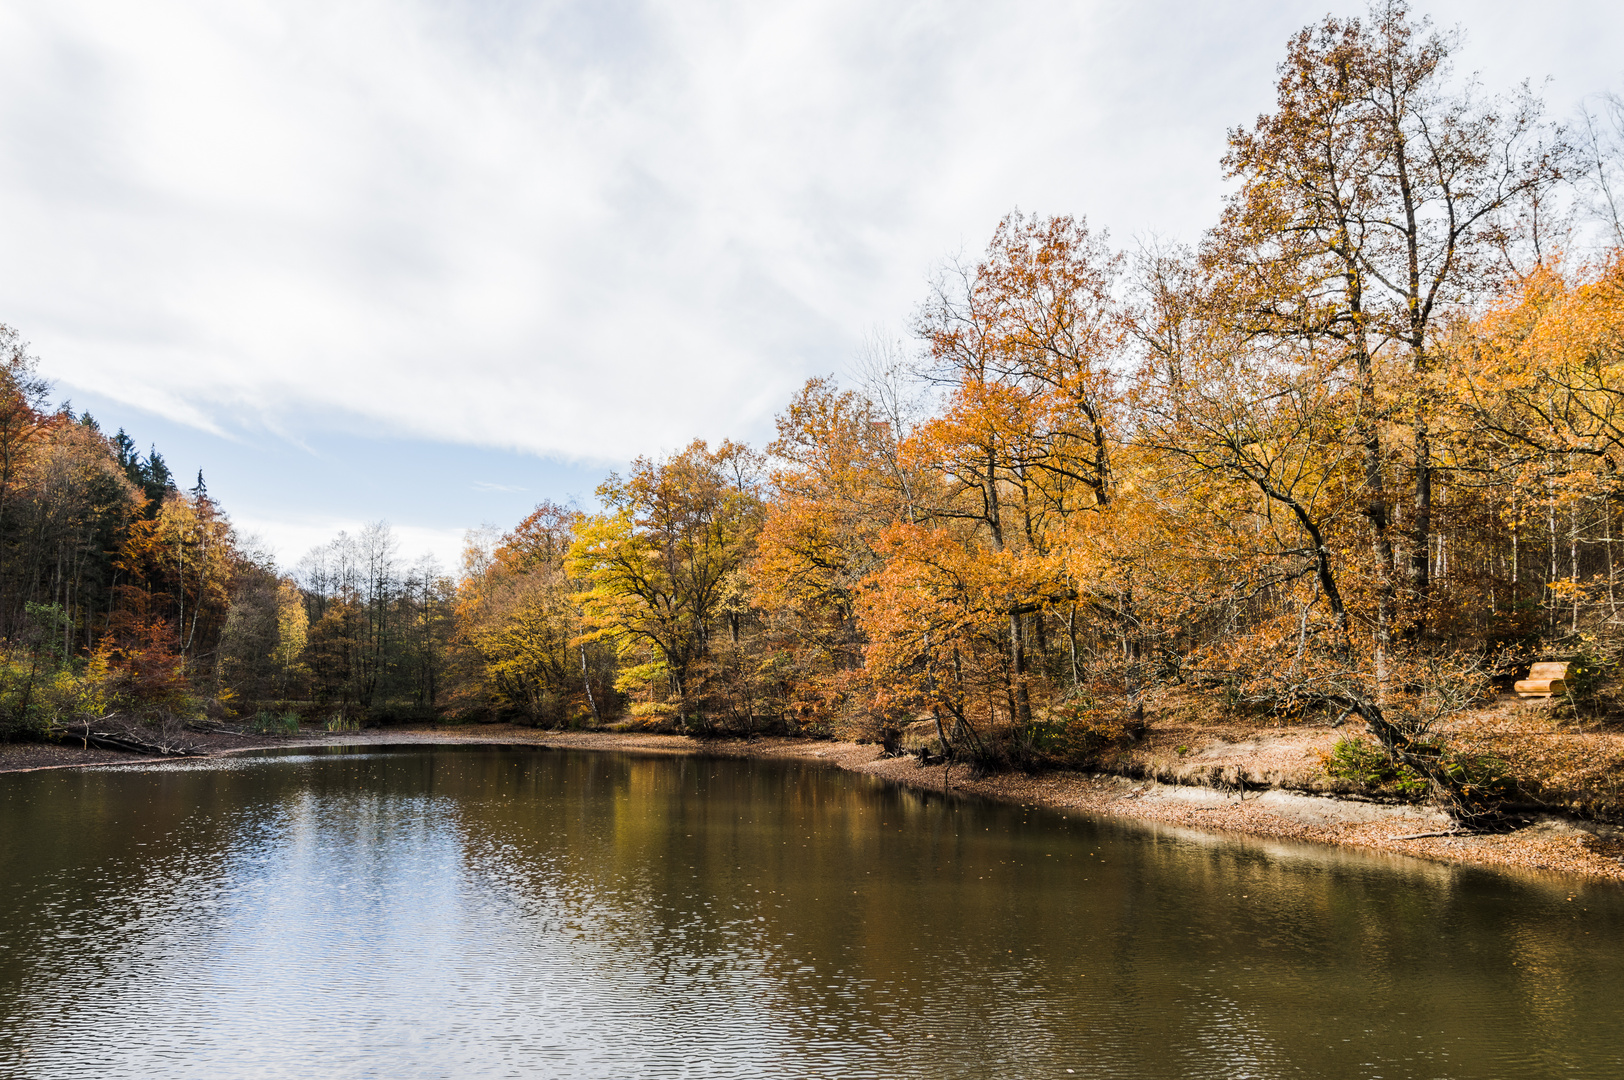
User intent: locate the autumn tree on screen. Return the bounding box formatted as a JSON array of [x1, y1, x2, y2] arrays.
[[1442, 254, 1624, 637], [1214, 0, 1564, 670], [903, 211, 1123, 731], [753, 375, 935, 732], [456, 504, 607, 725], [115, 489, 238, 672], [272, 578, 310, 698], [569, 441, 764, 731], [215, 558, 286, 705], [0, 327, 54, 637]]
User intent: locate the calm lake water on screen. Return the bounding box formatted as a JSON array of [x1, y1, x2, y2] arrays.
[[1, 745, 1622, 1079]]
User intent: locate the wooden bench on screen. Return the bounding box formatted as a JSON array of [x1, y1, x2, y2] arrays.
[[1515, 661, 1570, 699]]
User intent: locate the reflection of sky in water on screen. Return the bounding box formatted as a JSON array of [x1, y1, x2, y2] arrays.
[[2, 747, 1624, 1078]]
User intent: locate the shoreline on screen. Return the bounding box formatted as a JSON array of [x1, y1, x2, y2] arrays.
[[7, 725, 1624, 883]]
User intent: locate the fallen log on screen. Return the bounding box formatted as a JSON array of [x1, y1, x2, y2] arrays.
[[59, 723, 202, 757], [1389, 830, 1463, 841], [184, 721, 257, 738]]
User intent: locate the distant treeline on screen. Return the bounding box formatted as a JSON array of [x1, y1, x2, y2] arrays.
[[7, 5, 1624, 825], [0, 320, 464, 736]]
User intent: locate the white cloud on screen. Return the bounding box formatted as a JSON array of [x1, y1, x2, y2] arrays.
[[233, 511, 468, 578], [1, 0, 1620, 471]]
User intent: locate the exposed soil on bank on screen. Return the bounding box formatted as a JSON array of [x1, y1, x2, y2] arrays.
[[6, 711, 1624, 884]]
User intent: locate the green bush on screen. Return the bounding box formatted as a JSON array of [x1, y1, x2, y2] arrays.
[[0, 645, 113, 741], [1323, 735, 1513, 802], [249, 710, 300, 735], [1323, 737, 1429, 795], [1552, 641, 1617, 722]]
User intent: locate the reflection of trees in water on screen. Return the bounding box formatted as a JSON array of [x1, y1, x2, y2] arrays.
[[497, 752, 1624, 1074], [5, 750, 1624, 1077]]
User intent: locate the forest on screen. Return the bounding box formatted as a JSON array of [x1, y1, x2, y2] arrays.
[[5, 4, 1624, 824]]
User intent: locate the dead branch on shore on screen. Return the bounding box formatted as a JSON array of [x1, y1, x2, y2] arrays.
[[57, 716, 202, 757]]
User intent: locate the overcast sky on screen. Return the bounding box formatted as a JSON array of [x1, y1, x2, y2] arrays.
[[1, 0, 1620, 571]]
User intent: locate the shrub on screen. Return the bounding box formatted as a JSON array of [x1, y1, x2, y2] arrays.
[[249, 710, 300, 735], [1323, 736, 1426, 793], [1322, 735, 1513, 803], [1006, 695, 1145, 770], [626, 701, 681, 732], [1551, 639, 1619, 724], [0, 645, 113, 741]]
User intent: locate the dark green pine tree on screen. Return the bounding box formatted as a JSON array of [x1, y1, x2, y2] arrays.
[[112, 428, 140, 478], [143, 446, 174, 491], [132, 445, 177, 514]]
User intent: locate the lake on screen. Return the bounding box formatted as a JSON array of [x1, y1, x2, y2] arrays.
[[2, 744, 1622, 1078]]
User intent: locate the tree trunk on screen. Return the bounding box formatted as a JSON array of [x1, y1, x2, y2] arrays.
[[580, 644, 602, 725], [1008, 608, 1032, 727]]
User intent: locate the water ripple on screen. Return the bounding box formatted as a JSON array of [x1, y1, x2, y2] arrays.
[[1, 747, 1622, 1078]]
